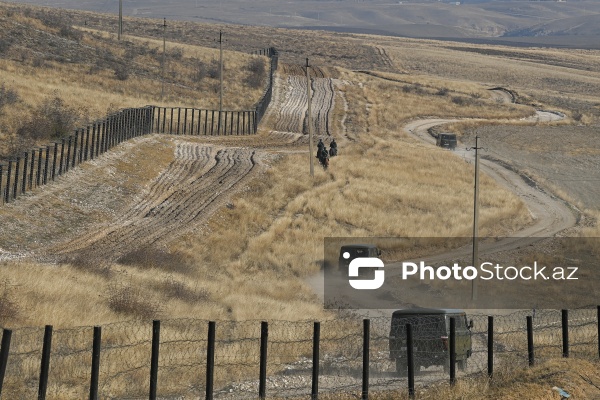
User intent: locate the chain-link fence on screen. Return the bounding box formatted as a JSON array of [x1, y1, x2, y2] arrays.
[[0, 307, 598, 399]]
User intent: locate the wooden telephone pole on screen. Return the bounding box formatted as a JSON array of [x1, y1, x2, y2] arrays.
[[118, 0, 123, 40], [469, 136, 482, 302], [160, 18, 167, 101]]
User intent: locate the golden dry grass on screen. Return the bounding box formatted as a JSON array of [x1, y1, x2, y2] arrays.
[[0, 3, 595, 398]]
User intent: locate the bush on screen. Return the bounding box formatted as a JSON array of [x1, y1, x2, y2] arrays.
[[436, 87, 450, 96], [107, 278, 162, 319], [0, 280, 19, 322], [158, 275, 209, 303], [192, 59, 207, 82], [113, 63, 130, 81], [207, 59, 220, 79], [244, 58, 266, 89], [0, 83, 20, 113], [16, 94, 82, 141], [58, 25, 83, 42], [118, 246, 193, 274]]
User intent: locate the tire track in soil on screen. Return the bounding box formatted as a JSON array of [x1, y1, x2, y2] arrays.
[[45, 142, 260, 263], [270, 74, 337, 141], [375, 46, 394, 70]]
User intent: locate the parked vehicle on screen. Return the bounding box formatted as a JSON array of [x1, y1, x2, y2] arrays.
[[389, 308, 473, 375], [436, 133, 457, 149]]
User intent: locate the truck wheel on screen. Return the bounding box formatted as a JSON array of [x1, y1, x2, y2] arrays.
[[395, 358, 407, 377]]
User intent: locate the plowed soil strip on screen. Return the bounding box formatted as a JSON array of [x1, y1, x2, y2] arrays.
[[47, 142, 259, 262]]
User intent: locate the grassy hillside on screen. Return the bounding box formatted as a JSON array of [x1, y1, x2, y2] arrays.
[[0, 2, 268, 158]]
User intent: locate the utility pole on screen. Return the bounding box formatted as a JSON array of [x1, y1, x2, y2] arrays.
[[161, 18, 166, 101], [118, 0, 122, 40], [468, 136, 482, 302], [219, 30, 224, 112], [306, 58, 314, 177], [218, 30, 224, 134]]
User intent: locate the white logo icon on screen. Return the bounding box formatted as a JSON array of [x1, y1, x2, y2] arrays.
[[348, 257, 385, 290]]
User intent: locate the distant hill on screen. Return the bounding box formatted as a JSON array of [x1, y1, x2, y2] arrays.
[[5, 0, 600, 48]]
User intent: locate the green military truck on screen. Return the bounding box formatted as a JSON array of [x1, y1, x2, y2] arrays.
[[389, 308, 473, 375]]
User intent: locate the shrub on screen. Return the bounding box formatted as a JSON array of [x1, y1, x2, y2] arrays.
[[207, 59, 220, 79], [0, 83, 20, 113], [436, 87, 450, 96], [0, 280, 19, 322], [113, 63, 130, 81], [118, 246, 194, 274], [244, 58, 266, 89], [107, 279, 162, 319], [15, 94, 82, 141], [192, 59, 207, 82], [169, 47, 184, 61], [158, 275, 209, 303]]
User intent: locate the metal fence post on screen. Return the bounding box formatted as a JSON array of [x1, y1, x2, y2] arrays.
[[406, 323, 414, 398], [362, 319, 369, 400], [311, 322, 320, 400], [0, 329, 13, 397], [29, 149, 35, 189], [597, 306, 600, 359], [36, 148, 42, 187], [12, 157, 20, 200], [149, 320, 160, 400], [527, 316, 534, 366], [259, 321, 268, 399], [65, 136, 72, 172], [44, 146, 50, 184], [206, 321, 216, 400], [38, 325, 53, 400], [89, 326, 101, 400], [488, 316, 494, 378], [562, 309, 569, 358], [5, 161, 12, 203], [0, 164, 3, 205], [58, 139, 65, 176], [450, 317, 456, 386], [21, 152, 28, 194]]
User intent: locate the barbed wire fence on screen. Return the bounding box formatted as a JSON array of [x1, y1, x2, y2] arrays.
[[0, 307, 598, 399]]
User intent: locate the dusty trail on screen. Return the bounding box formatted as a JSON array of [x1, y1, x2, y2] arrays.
[[44, 142, 260, 263], [309, 111, 578, 312], [266, 67, 338, 143]]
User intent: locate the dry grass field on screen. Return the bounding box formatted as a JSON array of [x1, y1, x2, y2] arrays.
[[0, 2, 599, 398]]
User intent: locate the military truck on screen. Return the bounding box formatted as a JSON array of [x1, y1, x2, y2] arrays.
[[436, 133, 457, 149], [389, 308, 473, 375]]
